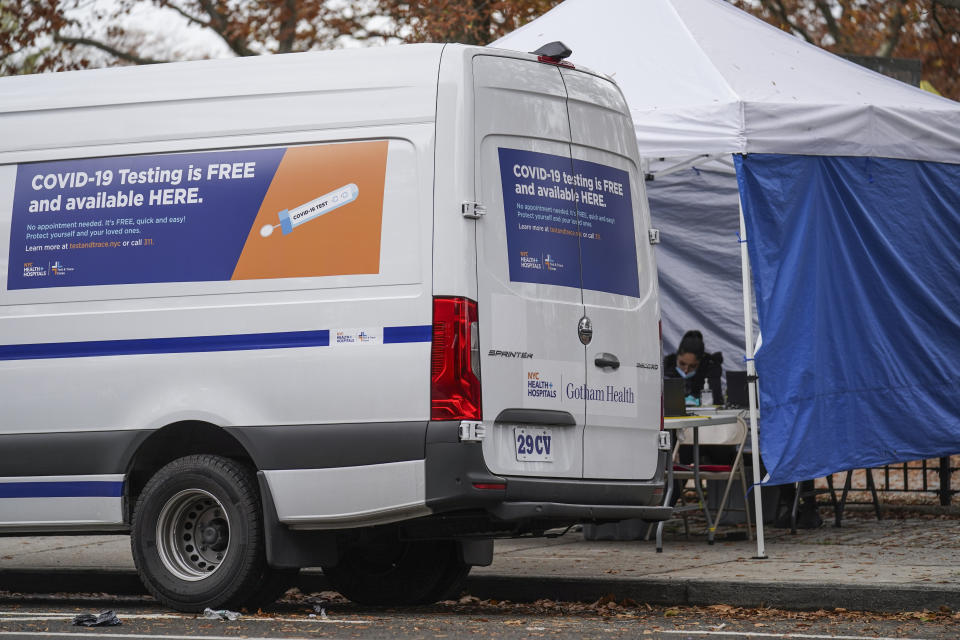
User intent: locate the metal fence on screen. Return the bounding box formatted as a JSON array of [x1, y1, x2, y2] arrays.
[[821, 456, 959, 507]]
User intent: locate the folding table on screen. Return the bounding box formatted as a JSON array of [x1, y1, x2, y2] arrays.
[[656, 410, 751, 551]]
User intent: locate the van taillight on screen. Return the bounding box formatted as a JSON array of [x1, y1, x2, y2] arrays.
[[431, 297, 482, 421], [537, 55, 575, 69]]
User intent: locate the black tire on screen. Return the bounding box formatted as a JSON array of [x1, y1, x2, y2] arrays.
[[131, 454, 268, 612], [322, 538, 470, 605]]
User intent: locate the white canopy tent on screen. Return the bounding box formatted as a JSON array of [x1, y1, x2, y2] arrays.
[[492, 0, 960, 557], [493, 0, 960, 162]]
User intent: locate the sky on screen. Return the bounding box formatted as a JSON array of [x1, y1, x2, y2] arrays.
[[66, 0, 235, 62], [64, 0, 393, 65]]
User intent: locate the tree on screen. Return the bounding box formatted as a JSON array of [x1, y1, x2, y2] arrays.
[[1, 0, 561, 76], [329, 0, 560, 45], [3, 0, 346, 73], [729, 0, 960, 100], [5, 0, 958, 102]]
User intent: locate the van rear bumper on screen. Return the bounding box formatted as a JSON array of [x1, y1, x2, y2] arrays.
[[425, 421, 670, 528], [488, 502, 672, 522]]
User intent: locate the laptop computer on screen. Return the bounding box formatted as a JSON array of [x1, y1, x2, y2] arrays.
[[663, 377, 688, 417], [725, 370, 749, 408]]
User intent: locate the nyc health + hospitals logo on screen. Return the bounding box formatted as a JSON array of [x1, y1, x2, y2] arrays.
[[335, 328, 380, 345], [526, 370, 557, 398], [519, 250, 542, 270]]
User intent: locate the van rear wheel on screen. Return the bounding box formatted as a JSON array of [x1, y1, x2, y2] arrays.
[[131, 455, 268, 612], [322, 538, 469, 605]]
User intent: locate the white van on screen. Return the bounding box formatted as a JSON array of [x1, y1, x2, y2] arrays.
[[0, 43, 669, 611]]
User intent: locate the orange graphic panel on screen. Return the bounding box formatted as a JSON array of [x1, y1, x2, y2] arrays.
[[232, 140, 388, 281]]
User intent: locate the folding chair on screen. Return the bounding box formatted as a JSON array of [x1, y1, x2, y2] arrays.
[[655, 414, 753, 550]]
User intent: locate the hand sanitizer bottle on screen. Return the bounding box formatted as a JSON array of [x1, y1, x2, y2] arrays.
[[700, 385, 713, 407]]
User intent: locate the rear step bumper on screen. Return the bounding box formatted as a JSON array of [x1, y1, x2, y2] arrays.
[[488, 502, 672, 522], [426, 421, 669, 523]]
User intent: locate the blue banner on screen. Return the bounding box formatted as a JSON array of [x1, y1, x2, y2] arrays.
[[7, 141, 390, 290], [498, 148, 639, 297], [9, 148, 284, 289]]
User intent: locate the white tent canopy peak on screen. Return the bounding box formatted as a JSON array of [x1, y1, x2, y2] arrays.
[[491, 0, 960, 163]]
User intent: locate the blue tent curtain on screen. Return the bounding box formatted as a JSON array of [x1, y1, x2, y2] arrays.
[[735, 154, 960, 485]]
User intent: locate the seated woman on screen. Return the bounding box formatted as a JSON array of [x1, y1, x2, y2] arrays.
[[663, 330, 731, 496], [663, 329, 723, 406]]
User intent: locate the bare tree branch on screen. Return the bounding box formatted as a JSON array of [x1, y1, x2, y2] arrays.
[[54, 33, 167, 64], [766, 0, 816, 43], [195, 0, 257, 56], [875, 0, 906, 57], [278, 0, 298, 53], [814, 0, 843, 47], [158, 1, 214, 31]]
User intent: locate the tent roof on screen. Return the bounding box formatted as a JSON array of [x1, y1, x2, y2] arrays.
[[491, 0, 960, 163]]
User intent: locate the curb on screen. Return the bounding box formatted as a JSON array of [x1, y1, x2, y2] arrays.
[[4, 569, 953, 613], [0, 569, 144, 597], [452, 576, 960, 613]]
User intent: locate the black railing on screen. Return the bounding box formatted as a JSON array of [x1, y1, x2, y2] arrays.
[[822, 456, 958, 506]]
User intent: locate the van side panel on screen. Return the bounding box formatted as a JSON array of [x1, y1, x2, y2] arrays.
[[0, 46, 444, 164], [0, 126, 436, 528]]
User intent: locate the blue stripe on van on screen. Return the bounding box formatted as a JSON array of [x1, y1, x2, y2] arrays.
[[0, 330, 331, 361], [0, 481, 123, 499], [383, 325, 432, 344]]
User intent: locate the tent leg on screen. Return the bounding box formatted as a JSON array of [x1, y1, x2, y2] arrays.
[[739, 193, 767, 559]]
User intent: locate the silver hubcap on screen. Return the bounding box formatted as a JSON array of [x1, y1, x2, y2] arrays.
[[156, 489, 230, 581]]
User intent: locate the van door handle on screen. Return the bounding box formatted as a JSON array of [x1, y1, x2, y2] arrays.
[[594, 353, 620, 370], [495, 409, 576, 426]]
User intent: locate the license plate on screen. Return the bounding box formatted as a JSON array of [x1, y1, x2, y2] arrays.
[[514, 427, 554, 462]]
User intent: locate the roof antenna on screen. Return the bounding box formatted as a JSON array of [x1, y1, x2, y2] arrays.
[[532, 41, 573, 61]]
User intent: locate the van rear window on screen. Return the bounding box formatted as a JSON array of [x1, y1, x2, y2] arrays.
[[497, 148, 639, 297]]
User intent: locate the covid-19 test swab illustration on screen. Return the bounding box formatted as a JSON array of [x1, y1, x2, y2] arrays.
[[260, 183, 359, 238]]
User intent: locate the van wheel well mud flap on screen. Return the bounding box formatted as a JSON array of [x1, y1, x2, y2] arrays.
[[458, 538, 493, 566], [124, 422, 253, 524], [321, 534, 470, 605], [130, 454, 269, 612], [257, 472, 340, 569]]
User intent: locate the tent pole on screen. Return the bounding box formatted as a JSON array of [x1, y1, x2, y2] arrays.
[[739, 195, 767, 559]]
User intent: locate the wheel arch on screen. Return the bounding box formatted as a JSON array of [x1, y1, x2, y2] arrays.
[[124, 421, 255, 524]]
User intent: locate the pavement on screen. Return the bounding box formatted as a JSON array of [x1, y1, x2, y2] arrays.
[[0, 506, 958, 613]]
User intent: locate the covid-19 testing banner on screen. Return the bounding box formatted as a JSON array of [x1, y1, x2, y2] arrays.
[[498, 148, 639, 298], [7, 141, 389, 290]]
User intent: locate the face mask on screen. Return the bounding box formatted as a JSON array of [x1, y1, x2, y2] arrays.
[[675, 366, 695, 379]]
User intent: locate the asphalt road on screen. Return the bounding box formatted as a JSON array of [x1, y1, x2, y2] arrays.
[[0, 596, 956, 639]]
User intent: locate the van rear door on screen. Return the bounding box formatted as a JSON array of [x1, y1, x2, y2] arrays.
[[561, 68, 661, 480], [473, 55, 586, 479]]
